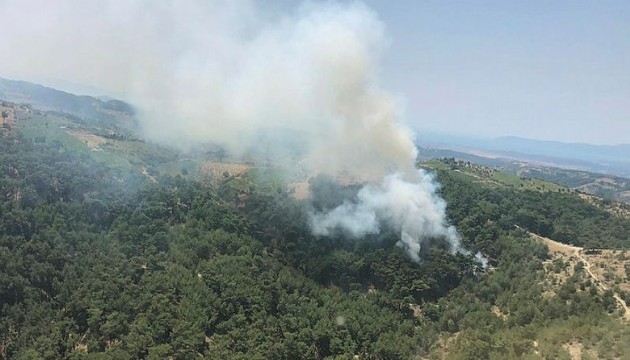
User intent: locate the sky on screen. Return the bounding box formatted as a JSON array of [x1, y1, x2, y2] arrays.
[[361, 1, 630, 145], [1, 0, 629, 145]]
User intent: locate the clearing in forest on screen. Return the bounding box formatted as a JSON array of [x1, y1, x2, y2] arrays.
[[65, 128, 109, 148], [199, 161, 250, 182]]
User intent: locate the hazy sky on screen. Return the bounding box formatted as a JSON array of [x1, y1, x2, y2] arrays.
[[361, 1, 630, 145], [2, 1, 629, 145]]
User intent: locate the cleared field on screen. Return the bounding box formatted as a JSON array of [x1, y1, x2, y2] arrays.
[[65, 129, 109, 148], [199, 161, 250, 182]]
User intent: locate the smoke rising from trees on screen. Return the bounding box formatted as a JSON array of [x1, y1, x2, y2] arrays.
[[0, 0, 472, 260], [309, 172, 464, 262]]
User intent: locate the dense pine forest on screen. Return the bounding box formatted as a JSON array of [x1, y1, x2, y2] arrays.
[[1, 104, 630, 359]]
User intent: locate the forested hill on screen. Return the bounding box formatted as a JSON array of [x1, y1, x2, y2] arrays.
[[1, 100, 630, 359], [419, 147, 630, 204], [424, 159, 630, 249], [0, 77, 135, 129]]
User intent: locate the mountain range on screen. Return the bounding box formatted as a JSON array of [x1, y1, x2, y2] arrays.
[[417, 131, 630, 178]]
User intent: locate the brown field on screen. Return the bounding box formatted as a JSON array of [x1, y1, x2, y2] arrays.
[[65, 129, 109, 148], [199, 161, 250, 181]]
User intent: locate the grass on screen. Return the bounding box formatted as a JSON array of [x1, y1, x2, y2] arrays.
[[18, 112, 89, 151], [224, 176, 253, 192], [16, 110, 144, 179], [244, 167, 289, 190], [158, 159, 199, 178], [490, 171, 523, 186]]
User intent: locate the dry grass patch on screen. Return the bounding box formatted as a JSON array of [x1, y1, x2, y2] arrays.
[[287, 182, 310, 200], [199, 161, 250, 183], [528, 229, 630, 321], [65, 128, 109, 148]]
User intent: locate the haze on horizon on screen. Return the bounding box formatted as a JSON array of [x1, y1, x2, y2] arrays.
[[363, 0, 630, 146], [1, 0, 628, 145]]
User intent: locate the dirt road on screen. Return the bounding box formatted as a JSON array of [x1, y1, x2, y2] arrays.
[[518, 226, 630, 320]]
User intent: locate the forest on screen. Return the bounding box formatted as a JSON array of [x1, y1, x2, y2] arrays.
[[1, 108, 630, 359]]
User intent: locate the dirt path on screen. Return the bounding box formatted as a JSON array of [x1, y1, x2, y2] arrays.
[[141, 167, 158, 183], [578, 253, 630, 320], [517, 226, 630, 320]]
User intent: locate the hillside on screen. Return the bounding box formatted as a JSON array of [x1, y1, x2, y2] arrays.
[[417, 134, 630, 178], [0, 77, 136, 130], [0, 97, 629, 359], [419, 147, 630, 205]]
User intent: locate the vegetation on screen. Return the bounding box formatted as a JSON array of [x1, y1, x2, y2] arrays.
[[431, 161, 630, 249], [1, 107, 629, 359], [421, 149, 630, 204]]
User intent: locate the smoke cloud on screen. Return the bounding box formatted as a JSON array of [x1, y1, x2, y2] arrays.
[[0, 0, 474, 261], [309, 172, 463, 262]]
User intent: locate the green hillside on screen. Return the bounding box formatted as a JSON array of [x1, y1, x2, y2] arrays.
[[419, 147, 630, 204], [1, 102, 629, 359]]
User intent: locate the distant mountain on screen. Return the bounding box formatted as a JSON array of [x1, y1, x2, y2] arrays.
[[0, 77, 135, 128], [488, 136, 630, 165], [417, 132, 630, 178]]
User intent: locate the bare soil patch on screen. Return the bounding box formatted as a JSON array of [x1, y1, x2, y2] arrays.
[[288, 182, 310, 200], [578, 193, 630, 218], [65, 129, 109, 148], [199, 161, 250, 181], [491, 305, 508, 320], [561, 341, 599, 360], [140, 167, 158, 184], [0, 104, 16, 130], [526, 229, 630, 321]]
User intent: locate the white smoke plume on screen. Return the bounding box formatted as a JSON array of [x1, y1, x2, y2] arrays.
[[0, 0, 415, 178], [309, 172, 464, 262], [0, 0, 475, 262]]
